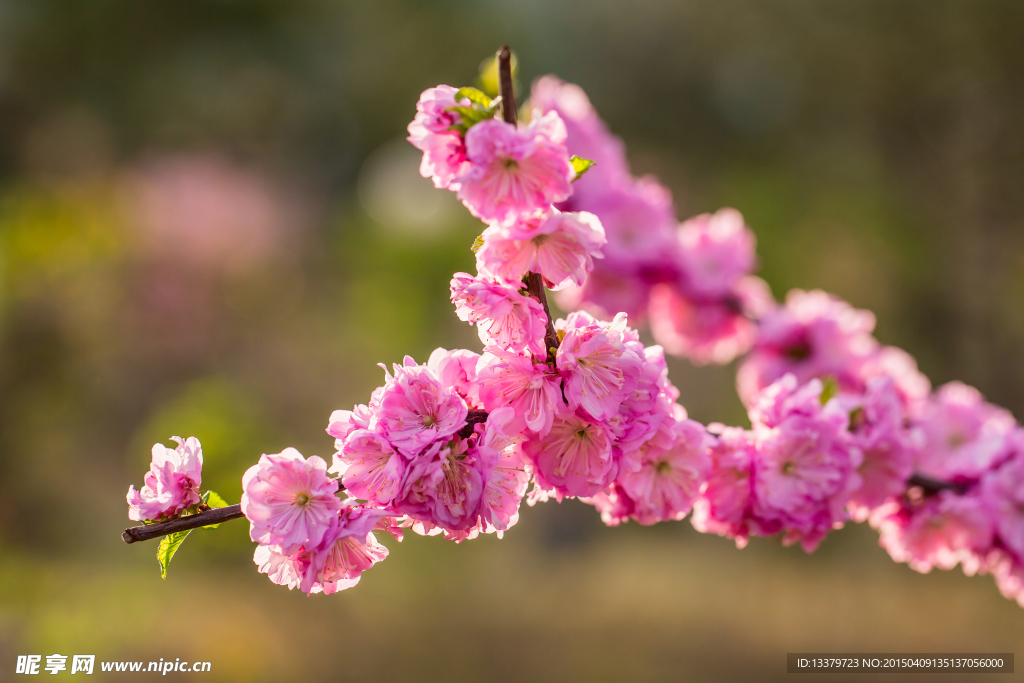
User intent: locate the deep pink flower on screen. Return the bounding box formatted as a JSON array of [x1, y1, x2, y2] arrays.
[[254, 503, 391, 595], [748, 376, 862, 551], [241, 447, 342, 553], [843, 377, 918, 521], [407, 85, 471, 190], [648, 276, 773, 366], [859, 345, 931, 410], [617, 417, 714, 525], [554, 255, 654, 323], [980, 444, 1024, 559], [332, 429, 404, 507], [450, 272, 548, 356], [127, 436, 204, 522], [457, 112, 575, 225], [737, 289, 878, 405], [471, 407, 531, 537], [913, 381, 1016, 481], [476, 210, 606, 291], [394, 435, 486, 534], [691, 426, 756, 547], [523, 413, 615, 499], [584, 483, 635, 527], [556, 311, 643, 421], [477, 347, 567, 437], [377, 356, 469, 455], [873, 492, 993, 574], [609, 344, 680, 456]]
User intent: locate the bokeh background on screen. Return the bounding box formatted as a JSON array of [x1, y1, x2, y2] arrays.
[[0, 1, 1022, 681]]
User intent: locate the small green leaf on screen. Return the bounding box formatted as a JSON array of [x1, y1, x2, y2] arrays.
[[157, 530, 191, 579], [200, 490, 229, 529], [455, 87, 493, 108], [570, 156, 596, 181], [471, 234, 485, 253], [820, 376, 839, 405]]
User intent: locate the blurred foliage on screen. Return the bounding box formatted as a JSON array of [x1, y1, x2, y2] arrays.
[[0, 0, 1022, 681]]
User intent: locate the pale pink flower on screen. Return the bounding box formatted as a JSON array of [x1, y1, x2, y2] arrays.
[[377, 356, 469, 455], [473, 407, 531, 536], [554, 256, 654, 323], [523, 413, 615, 499], [913, 381, 1016, 481], [255, 503, 391, 595], [127, 436, 203, 522], [676, 208, 757, 299], [860, 345, 931, 410], [476, 210, 606, 291], [648, 276, 772, 366], [843, 377, 918, 521], [980, 445, 1024, 559], [987, 550, 1024, 608], [477, 347, 567, 437], [450, 272, 548, 356], [457, 112, 575, 225], [529, 76, 632, 203], [556, 311, 643, 421], [577, 177, 679, 265], [873, 492, 993, 574], [332, 429, 405, 507], [618, 417, 714, 525], [241, 447, 342, 553], [407, 85, 471, 190], [325, 405, 375, 452], [584, 484, 635, 527], [691, 426, 756, 546], [427, 347, 483, 409]]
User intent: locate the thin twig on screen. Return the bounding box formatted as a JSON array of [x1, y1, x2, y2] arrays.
[[122, 504, 245, 544], [497, 45, 561, 361], [907, 473, 968, 496]]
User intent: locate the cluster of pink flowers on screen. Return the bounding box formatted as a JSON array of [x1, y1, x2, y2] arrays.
[[127, 436, 204, 522], [531, 77, 772, 365], [125, 62, 1024, 610]]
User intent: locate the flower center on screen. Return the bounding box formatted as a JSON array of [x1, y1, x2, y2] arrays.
[[295, 493, 310, 507], [423, 414, 437, 428], [503, 158, 518, 170], [656, 461, 672, 475], [781, 461, 796, 476]]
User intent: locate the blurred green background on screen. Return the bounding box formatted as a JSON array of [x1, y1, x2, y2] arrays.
[[0, 1, 1022, 681]]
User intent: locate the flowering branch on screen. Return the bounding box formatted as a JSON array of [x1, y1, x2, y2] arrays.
[[906, 473, 968, 496], [122, 505, 244, 544], [496, 45, 561, 361]]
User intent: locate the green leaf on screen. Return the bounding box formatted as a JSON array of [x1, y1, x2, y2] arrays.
[[471, 234, 485, 254], [455, 87, 492, 108], [200, 490, 229, 529], [157, 530, 192, 580], [570, 156, 596, 181], [820, 376, 839, 405]]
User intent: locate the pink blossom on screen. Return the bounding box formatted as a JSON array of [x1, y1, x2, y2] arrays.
[[529, 76, 632, 204], [127, 436, 204, 522], [457, 112, 575, 225], [472, 407, 531, 536], [554, 256, 654, 323], [427, 347, 483, 409], [913, 381, 1016, 481], [476, 210, 607, 291], [608, 345, 679, 456], [394, 435, 485, 534], [477, 347, 567, 437], [577, 177, 679, 265], [648, 276, 772, 366], [241, 447, 342, 553], [325, 405, 375, 452], [377, 356, 469, 455], [584, 484, 635, 527], [748, 376, 862, 551], [691, 426, 756, 546], [676, 208, 757, 299], [407, 85, 471, 190], [873, 492, 993, 575], [860, 345, 931, 410], [843, 377, 918, 521], [987, 550, 1024, 608], [980, 445, 1024, 559], [556, 311, 643, 421], [523, 413, 615, 499], [332, 429, 405, 507], [254, 503, 390, 595], [618, 417, 714, 525], [737, 289, 879, 404], [450, 272, 548, 356]]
